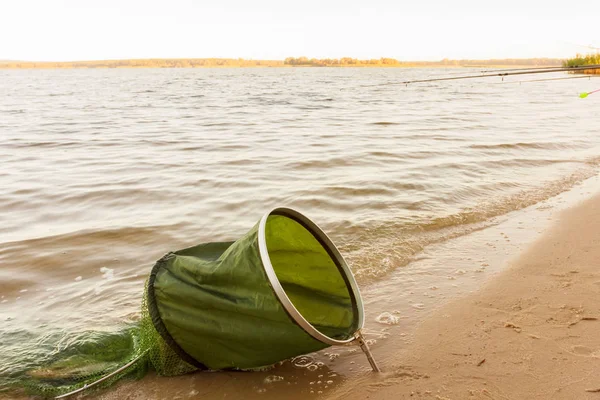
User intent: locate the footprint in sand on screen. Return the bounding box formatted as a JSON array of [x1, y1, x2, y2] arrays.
[[571, 345, 596, 356]]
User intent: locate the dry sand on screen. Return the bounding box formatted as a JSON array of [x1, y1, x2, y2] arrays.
[[331, 195, 600, 399]]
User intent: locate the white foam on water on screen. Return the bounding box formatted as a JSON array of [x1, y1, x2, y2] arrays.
[[375, 312, 400, 325], [263, 375, 284, 384], [100, 267, 114, 280]]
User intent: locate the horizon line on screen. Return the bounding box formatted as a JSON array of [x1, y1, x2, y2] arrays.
[[0, 56, 570, 63]]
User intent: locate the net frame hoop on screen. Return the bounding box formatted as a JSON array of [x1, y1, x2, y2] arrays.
[[258, 207, 364, 346]]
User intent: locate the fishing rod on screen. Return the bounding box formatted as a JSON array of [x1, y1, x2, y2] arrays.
[[419, 65, 589, 79], [478, 65, 581, 74], [493, 75, 592, 84], [494, 75, 600, 98], [580, 88, 600, 98], [398, 64, 600, 85]]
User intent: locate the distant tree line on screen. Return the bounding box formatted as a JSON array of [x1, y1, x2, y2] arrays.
[[283, 57, 405, 66], [0, 58, 284, 69], [0, 57, 564, 70], [283, 57, 563, 68], [563, 53, 600, 74]]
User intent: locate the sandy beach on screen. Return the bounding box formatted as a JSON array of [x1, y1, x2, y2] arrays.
[[330, 194, 600, 399], [85, 182, 600, 400]]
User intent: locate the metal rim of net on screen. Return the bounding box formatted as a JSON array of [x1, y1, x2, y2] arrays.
[[257, 207, 364, 346]]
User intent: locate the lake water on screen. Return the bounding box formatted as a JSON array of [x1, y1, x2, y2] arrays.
[[1, 67, 599, 397]]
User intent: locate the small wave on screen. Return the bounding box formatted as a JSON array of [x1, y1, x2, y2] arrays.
[[372, 121, 400, 125], [287, 196, 391, 213], [249, 97, 293, 106], [0, 224, 184, 286], [365, 151, 404, 159], [202, 122, 233, 127], [295, 105, 333, 110], [47, 92, 75, 97], [201, 144, 250, 151], [4, 141, 81, 149], [479, 158, 575, 168], [302, 185, 397, 198], [468, 142, 578, 151], [431, 136, 469, 141], [286, 157, 369, 169], [342, 164, 598, 283], [15, 188, 176, 210], [39, 121, 79, 127], [219, 158, 261, 166]]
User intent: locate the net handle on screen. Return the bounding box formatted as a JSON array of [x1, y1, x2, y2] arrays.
[[354, 330, 381, 372], [53, 334, 379, 399], [54, 350, 148, 399]]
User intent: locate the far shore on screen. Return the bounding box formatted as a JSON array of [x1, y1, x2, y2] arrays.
[[0, 57, 564, 70]]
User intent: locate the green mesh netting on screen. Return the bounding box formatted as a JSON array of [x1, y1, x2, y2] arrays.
[[0, 281, 195, 399], [1, 208, 361, 399], [265, 214, 357, 341]]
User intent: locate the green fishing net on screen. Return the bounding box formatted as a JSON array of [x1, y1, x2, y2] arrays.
[[1, 208, 364, 399], [1, 281, 197, 399]]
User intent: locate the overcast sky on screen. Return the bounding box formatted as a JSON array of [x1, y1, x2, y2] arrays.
[[2, 0, 599, 61]]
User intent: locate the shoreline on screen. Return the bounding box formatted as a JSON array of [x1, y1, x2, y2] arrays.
[[330, 180, 600, 399], [88, 177, 600, 400]]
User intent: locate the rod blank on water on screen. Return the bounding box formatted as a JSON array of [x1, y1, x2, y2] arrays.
[[399, 64, 600, 85], [477, 65, 584, 74], [493, 75, 592, 85]]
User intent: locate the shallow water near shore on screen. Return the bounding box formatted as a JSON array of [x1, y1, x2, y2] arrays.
[[1, 68, 599, 398], [87, 173, 600, 400]]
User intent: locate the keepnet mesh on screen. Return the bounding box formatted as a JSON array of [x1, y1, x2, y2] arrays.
[[1, 209, 361, 399], [1, 280, 197, 399]]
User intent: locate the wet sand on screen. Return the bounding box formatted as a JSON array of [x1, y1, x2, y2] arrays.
[[82, 180, 600, 400], [331, 193, 600, 399]]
